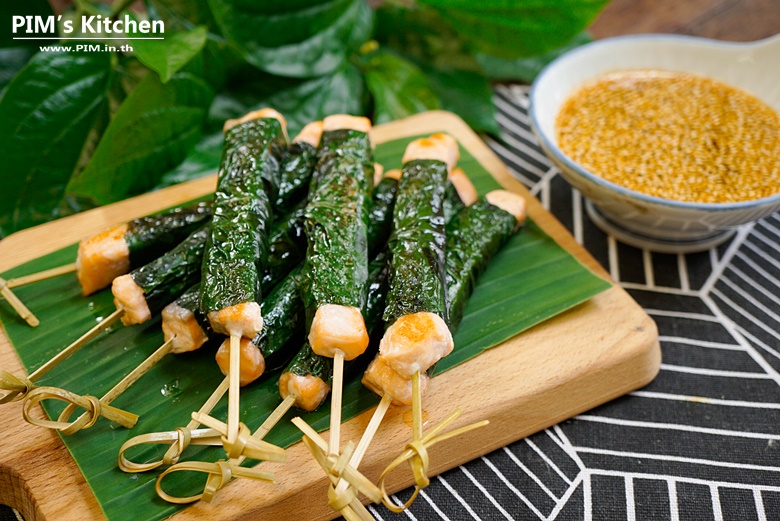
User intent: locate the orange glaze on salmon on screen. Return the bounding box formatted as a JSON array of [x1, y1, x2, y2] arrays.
[[322, 114, 373, 147], [384, 168, 402, 181], [76, 224, 131, 296], [293, 121, 323, 147], [278, 372, 331, 412], [215, 337, 265, 386], [401, 133, 459, 173], [223, 108, 288, 141], [112, 274, 151, 326], [308, 304, 369, 360], [450, 167, 478, 207], [207, 302, 263, 339], [161, 301, 209, 354], [485, 190, 527, 226], [362, 356, 429, 406], [372, 162, 385, 186], [379, 312, 454, 378]]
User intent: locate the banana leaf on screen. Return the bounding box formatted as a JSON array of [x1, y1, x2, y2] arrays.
[[0, 135, 610, 521]]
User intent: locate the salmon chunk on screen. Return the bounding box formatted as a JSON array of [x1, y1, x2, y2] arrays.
[[379, 312, 453, 378], [112, 274, 150, 326], [208, 302, 263, 339], [76, 224, 130, 296], [279, 372, 331, 412], [215, 337, 265, 386], [362, 356, 429, 406], [162, 302, 209, 354], [308, 304, 369, 360]]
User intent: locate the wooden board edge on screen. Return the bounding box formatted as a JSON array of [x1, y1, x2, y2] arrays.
[[175, 288, 661, 520], [0, 111, 658, 521], [0, 176, 217, 273]]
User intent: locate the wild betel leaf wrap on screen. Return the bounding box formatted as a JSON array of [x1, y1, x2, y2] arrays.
[[171, 284, 211, 334], [276, 142, 318, 210], [383, 159, 449, 325], [250, 266, 307, 372], [301, 129, 374, 324], [445, 198, 518, 329], [199, 118, 286, 313], [125, 202, 212, 267], [130, 225, 210, 315], [286, 250, 392, 384]]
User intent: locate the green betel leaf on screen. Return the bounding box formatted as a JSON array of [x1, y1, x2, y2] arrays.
[[418, 0, 608, 59], [0, 51, 112, 236], [66, 72, 214, 206], [423, 67, 499, 134], [154, 131, 224, 189], [210, 62, 365, 137], [0, 134, 610, 521], [361, 50, 441, 124], [0, 47, 34, 92], [374, 4, 478, 72], [0, 0, 54, 48], [147, 0, 222, 34], [133, 25, 209, 83], [207, 0, 373, 78], [373, 6, 496, 133], [477, 32, 593, 82]]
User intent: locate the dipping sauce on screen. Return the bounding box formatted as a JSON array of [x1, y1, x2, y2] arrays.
[[556, 70, 780, 203]]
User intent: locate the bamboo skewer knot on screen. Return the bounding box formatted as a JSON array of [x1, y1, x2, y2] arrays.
[[22, 386, 138, 433], [166, 427, 193, 465], [118, 428, 224, 473], [377, 407, 489, 512], [156, 459, 275, 504], [193, 413, 287, 463], [295, 417, 382, 514], [0, 370, 35, 403], [301, 435, 381, 507]]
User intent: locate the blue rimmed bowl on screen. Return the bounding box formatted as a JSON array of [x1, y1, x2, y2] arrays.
[[529, 34, 780, 253]]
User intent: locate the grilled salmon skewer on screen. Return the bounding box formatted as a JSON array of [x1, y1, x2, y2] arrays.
[[365, 188, 526, 512]]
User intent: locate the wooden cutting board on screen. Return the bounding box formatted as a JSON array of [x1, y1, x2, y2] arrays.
[[0, 111, 660, 521]]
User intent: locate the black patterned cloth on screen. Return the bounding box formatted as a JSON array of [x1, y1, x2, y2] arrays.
[[367, 86, 780, 520], [3, 86, 779, 521]]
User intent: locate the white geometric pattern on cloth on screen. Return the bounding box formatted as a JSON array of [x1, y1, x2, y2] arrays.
[[3, 85, 777, 521], [370, 84, 780, 520]]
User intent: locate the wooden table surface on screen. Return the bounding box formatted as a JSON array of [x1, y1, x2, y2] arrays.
[[591, 0, 779, 42]]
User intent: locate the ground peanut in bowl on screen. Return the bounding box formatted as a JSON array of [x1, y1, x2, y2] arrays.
[[556, 70, 780, 204]]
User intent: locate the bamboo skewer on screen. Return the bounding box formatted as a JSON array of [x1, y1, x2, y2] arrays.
[[292, 417, 380, 521], [5, 263, 77, 288], [329, 350, 345, 456], [377, 373, 490, 513], [191, 412, 286, 463], [200, 394, 295, 502], [119, 377, 231, 473], [0, 308, 123, 403], [22, 386, 138, 431], [227, 332, 242, 446], [331, 394, 391, 504], [161, 376, 230, 465], [151, 395, 295, 504], [0, 277, 39, 327], [0, 263, 77, 327], [22, 338, 176, 434]]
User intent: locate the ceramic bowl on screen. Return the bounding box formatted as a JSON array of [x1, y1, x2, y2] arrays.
[[529, 34, 780, 253]]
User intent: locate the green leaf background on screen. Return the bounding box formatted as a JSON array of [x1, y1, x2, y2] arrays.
[[360, 50, 441, 125], [133, 25, 209, 83], [208, 0, 374, 78], [0, 51, 112, 236], [67, 72, 214, 205], [0, 134, 610, 521], [0, 0, 609, 236]]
